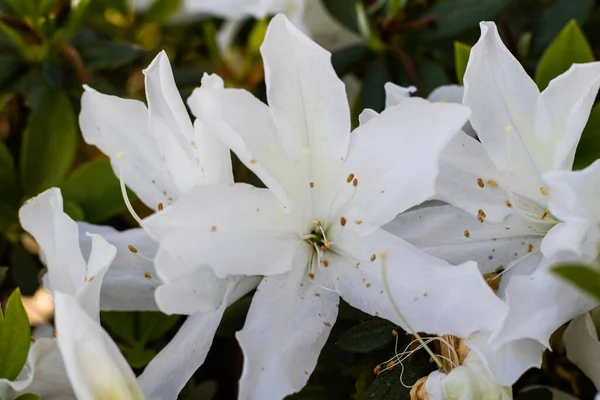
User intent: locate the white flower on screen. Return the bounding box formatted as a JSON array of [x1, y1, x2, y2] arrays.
[[387, 21, 600, 385], [80, 50, 260, 399], [128, 0, 360, 51], [53, 291, 145, 400], [422, 352, 512, 400], [143, 14, 506, 400], [564, 308, 600, 391]]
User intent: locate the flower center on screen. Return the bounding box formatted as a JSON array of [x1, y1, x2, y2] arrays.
[[303, 221, 333, 279]]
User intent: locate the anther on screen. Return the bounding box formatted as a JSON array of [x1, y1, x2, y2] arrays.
[[340, 217, 347, 226], [346, 173, 355, 183], [477, 178, 484, 188], [128, 245, 138, 253], [541, 209, 549, 220], [373, 365, 381, 375], [323, 260, 329, 267], [144, 272, 153, 280], [463, 229, 470, 238], [505, 200, 513, 208], [211, 226, 217, 232], [250, 159, 257, 164], [540, 187, 548, 196], [309, 182, 314, 188], [528, 243, 533, 253], [352, 178, 358, 187], [370, 254, 376, 262], [308, 273, 315, 279], [355, 220, 363, 225], [157, 202, 164, 211], [487, 180, 498, 187]]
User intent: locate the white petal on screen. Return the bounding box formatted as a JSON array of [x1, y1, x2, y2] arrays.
[[78, 223, 159, 311], [564, 311, 600, 389], [427, 84, 464, 104], [465, 331, 545, 386], [544, 159, 600, 221], [21, 339, 74, 399], [19, 189, 86, 295], [261, 14, 350, 162], [464, 22, 546, 200], [144, 184, 300, 277], [236, 249, 339, 400], [386, 204, 542, 274], [329, 229, 508, 337], [194, 119, 234, 185], [492, 260, 596, 348], [384, 82, 416, 108], [541, 221, 592, 260], [540, 62, 600, 171], [187, 79, 296, 209], [341, 98, 471, 233], [144, 51, 207, 193], [80, 86, 179, 209], [358, 108, 379, 125], [54, 292, 144, 400], [75, 233, 116, 320]]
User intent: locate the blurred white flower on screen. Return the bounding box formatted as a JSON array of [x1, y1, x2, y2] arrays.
[[143, 14, 506, 400], [387, 21, 600, 385], [128, 0, 360, 51]]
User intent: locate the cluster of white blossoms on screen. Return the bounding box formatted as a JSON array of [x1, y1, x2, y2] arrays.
[[2, 12, 600, 400]]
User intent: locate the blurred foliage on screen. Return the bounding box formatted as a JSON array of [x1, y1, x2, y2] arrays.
[[0, 0, 599, 399]]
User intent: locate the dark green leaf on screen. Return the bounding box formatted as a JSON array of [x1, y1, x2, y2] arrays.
[[0, 289, 31, 380], [532, 0, 594, 55], [415, 58, 451, 96], [15, 394, 41, 400], [332, 45, 370, 78], [77, 41, 142, 70], [216, 296, 252, 338], [337, 319, 397, 353], [553, 264, 600, 303], [454, 41, 471, 85], [322, 0, 359, 33], [101, 311, 136, 345], [574, 103, 600, 170], [139, 312, 180, 343], [61, 158, 128, 223], [360, 56, 390, 113], [4, 0, 37, 19], [10, 245, 40, 296], [126, 347, 156, 368], [0, 266, 7, 285], [62, 200, 85, 222], [535, 20, 594, 91], [424, 0, 510, 40], [0, 140, 19, 234], [515, 387, 553, 400], [20, 88, 77, 195], [0, 53, 22, 89]]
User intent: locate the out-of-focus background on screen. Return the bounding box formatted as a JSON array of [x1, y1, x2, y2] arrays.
[[1, 0, 600, 398]]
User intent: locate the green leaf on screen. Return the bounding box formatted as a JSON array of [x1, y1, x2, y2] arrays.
[[0, 53, 22, 89], [322, 0, 359, 34], [4, 0, 37, 19], [424, 0, 510, 40], [532, 0, 593, 55], [553, 264, 600, 302], [139, 312, 180, 343], [360, 56, 390, 113], [574, 103, 600, 170], [454, 41, 471, 85], [20, 88, 77, 195], [101, 311, 136, 346], [62, 200, 85, 221], [61, 158, 128, 223], [76, 40, 142, 70], [9, 245, 40, 296], [0, 289, 31, 380], [535, 20, 594, 91], [15, 394, 41, 400], [126, 347, 156, 369], [0, 140, 19, 233], [142, 0, 182, 23], [0, 266, 7, 285], [337, 319, 397, 353], [331, 45, 370, 78]]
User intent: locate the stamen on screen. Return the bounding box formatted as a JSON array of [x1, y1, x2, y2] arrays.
[[128, 245, 138, 253], [157, 202, 164, 211], [463, 229, 470, 238], [541, 209, 549, 220], [346, 173, 355, 183], [487, 180, 498, 187], [116, 153, 146, 227]]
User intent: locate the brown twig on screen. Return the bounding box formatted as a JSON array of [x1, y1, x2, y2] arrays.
[[57, 42, 89, 85]]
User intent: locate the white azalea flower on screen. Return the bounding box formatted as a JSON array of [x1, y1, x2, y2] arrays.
[[564, 308, 600, 391], [80, 50, 259, 399], [53, 291, 145, 400], [420, 352, 512, 400], [142, 14, 506, 400], [387, 21, 600, 384]]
